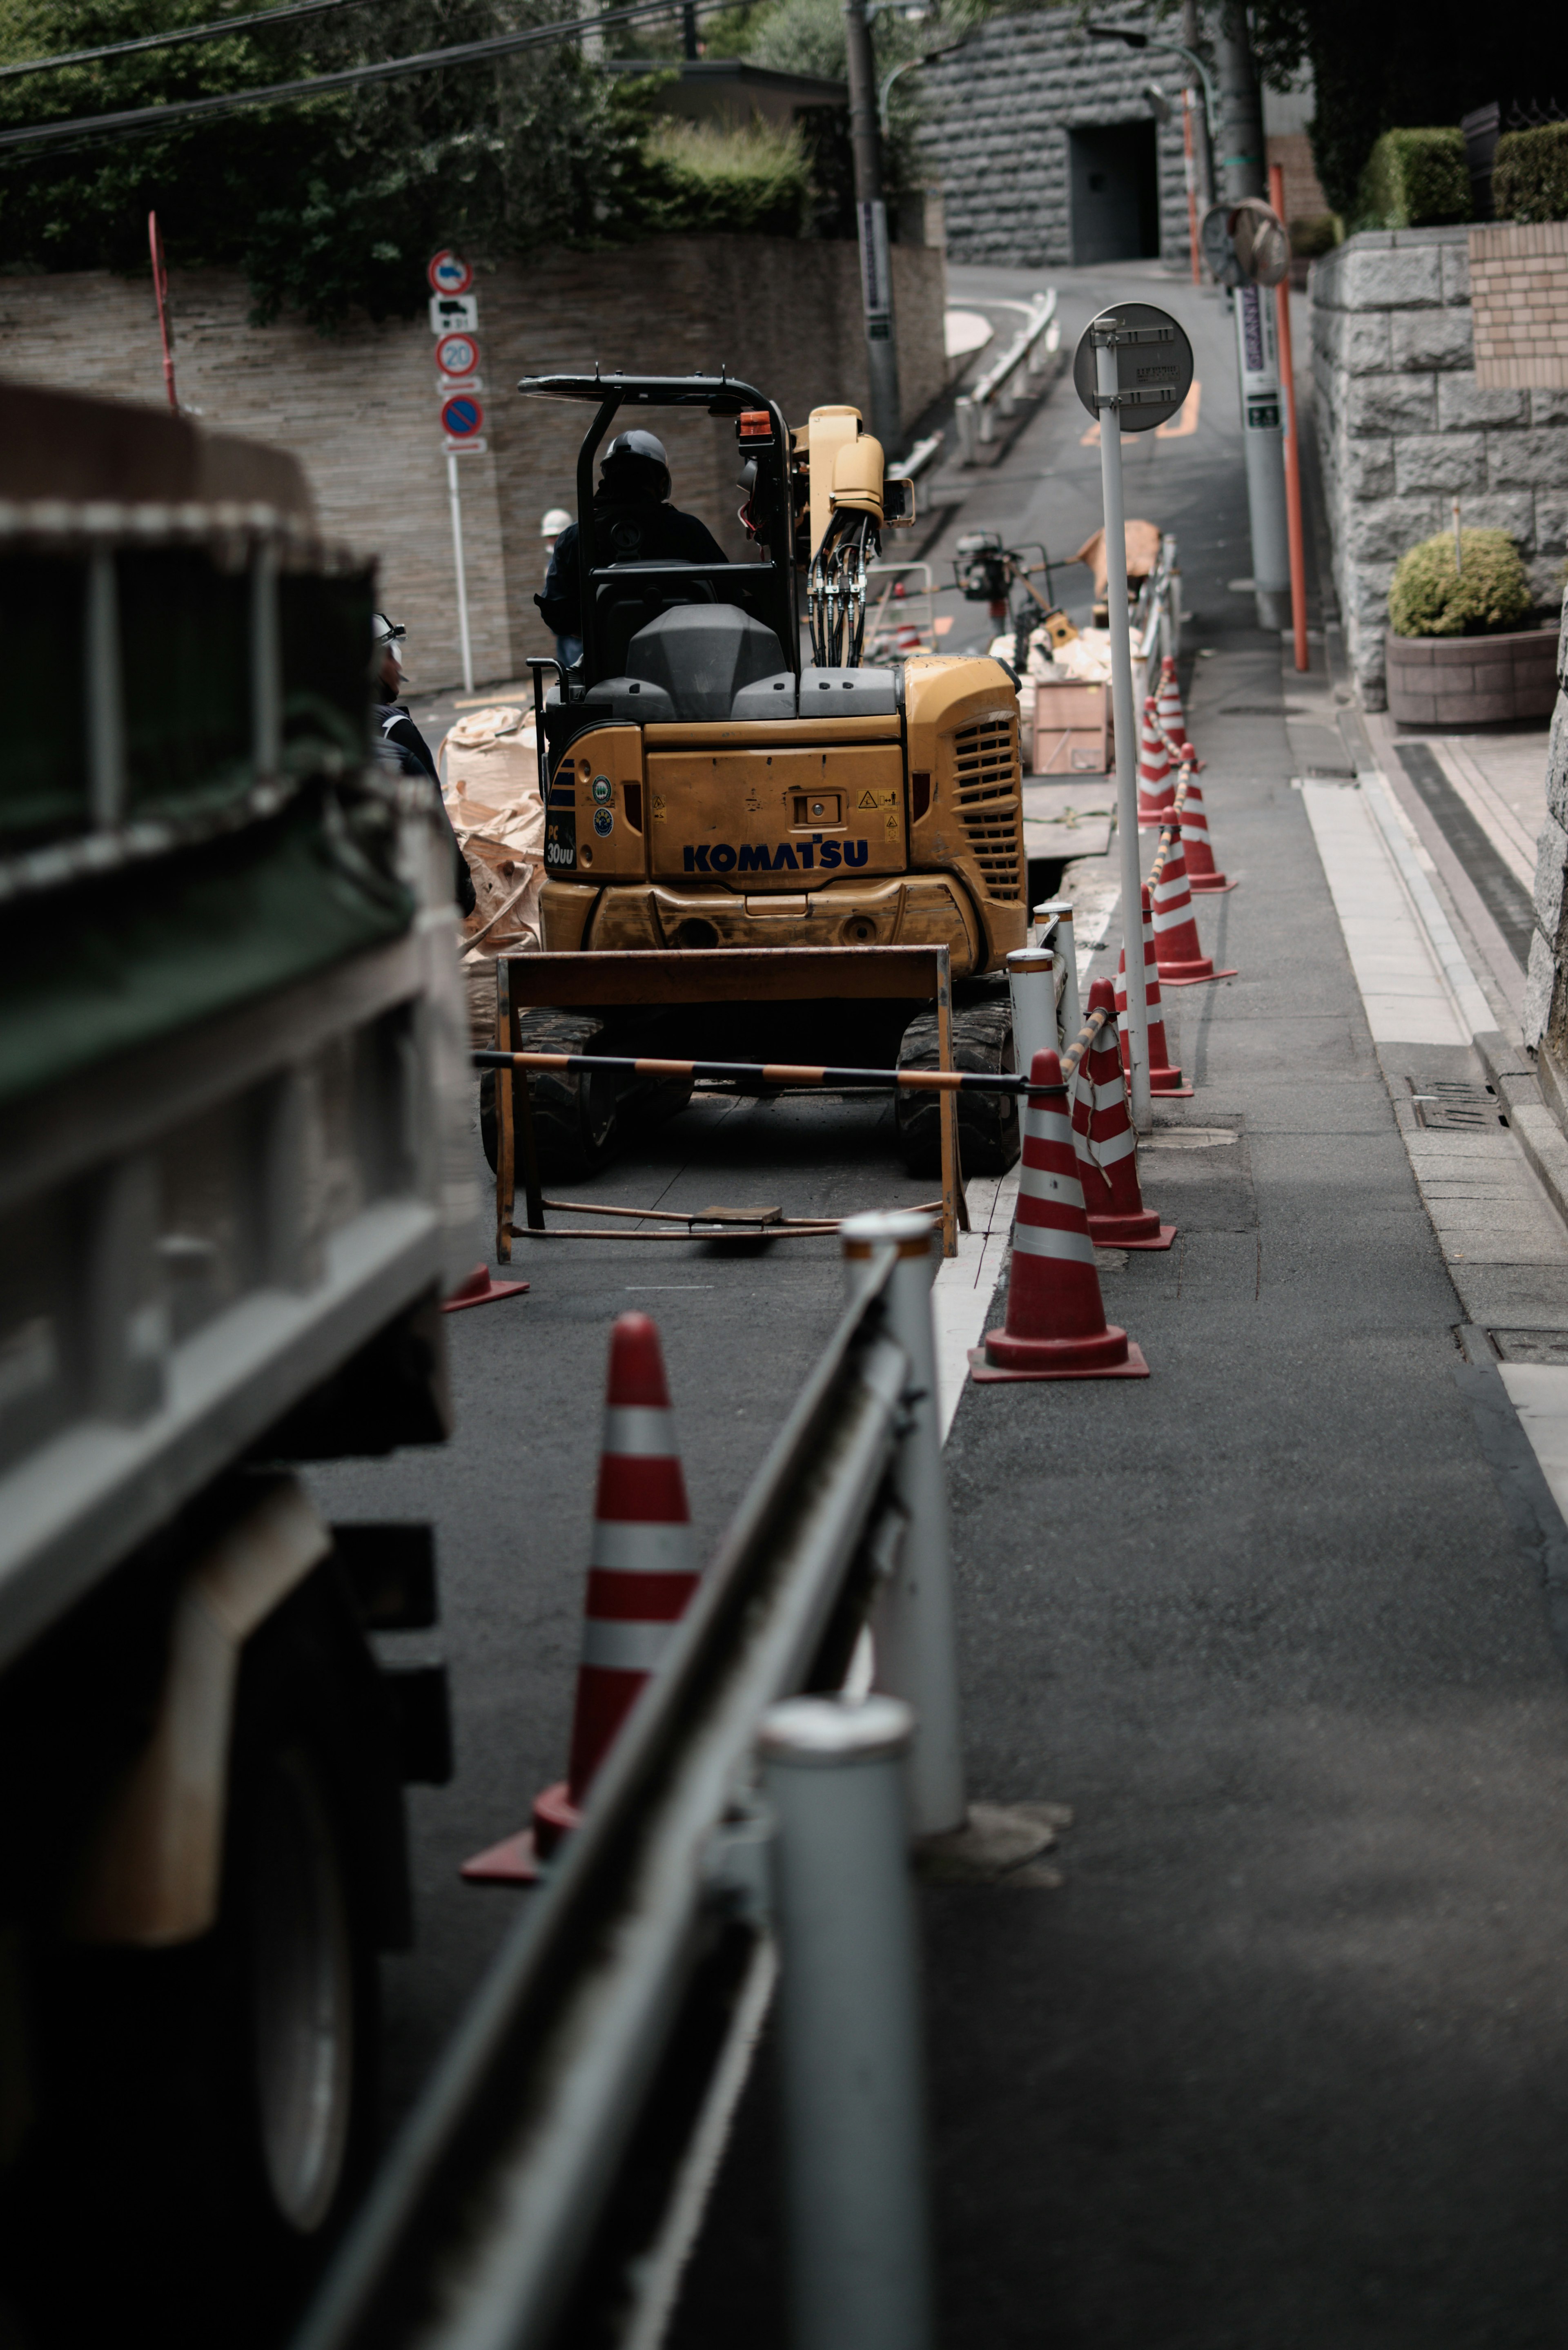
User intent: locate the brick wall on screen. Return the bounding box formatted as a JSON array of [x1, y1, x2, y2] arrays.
[[0, 236, 946, 692], [915, 3, 1192, 270], [1310, 224, 1568, 706], [1471, 221, 1568, 391], [1266, 130, 1329, 225]]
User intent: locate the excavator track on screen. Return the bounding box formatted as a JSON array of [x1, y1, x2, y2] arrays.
[[894, 977, 1020, 1179]]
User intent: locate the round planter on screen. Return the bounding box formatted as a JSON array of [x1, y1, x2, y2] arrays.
[[1386, 624, 1559, 726]]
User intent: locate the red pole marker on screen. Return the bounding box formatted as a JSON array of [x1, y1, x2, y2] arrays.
[[462, 1313, 699, 1884], [1072, 979, 1175, 1250], [970, 1049, 1149, 1383], [1150, 832, 1236, 985], [1137, 697, 1176, 828], [1116, 887, 1194, 1098]]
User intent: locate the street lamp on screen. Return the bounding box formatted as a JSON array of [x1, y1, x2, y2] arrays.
[[878, 35, 967, 135]]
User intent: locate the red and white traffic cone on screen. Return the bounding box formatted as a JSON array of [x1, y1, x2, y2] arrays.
[[1178, 776, 1234, 893], [1151, 832, 1237, 986], [1137, 697, 1175, 828], [1072, 979, 1175, 1251], [462, 1312, 698, 1884], [1156, 653, 1202, 769], [1116, 885, 1193, 1098], [970, 1049, 1148, 1381]]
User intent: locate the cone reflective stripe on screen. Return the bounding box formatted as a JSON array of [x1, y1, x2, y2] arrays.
[[461, 1312, 698, 1884], [1071, 979, 1175, 1250], [1116, 886, 1193, 1098], [1137, 697, 1175, 828], [1150, 832, 1236, 986], [1156, 653, 1202, 769], [970, 1049, 1148, 1381]]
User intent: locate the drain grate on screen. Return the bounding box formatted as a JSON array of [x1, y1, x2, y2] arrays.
[[1407, 1077, 1506, 1131], [1488, 1330, 1568, 1365]]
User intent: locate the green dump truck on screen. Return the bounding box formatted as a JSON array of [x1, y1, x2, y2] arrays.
[[0, 386, 469, 2345]]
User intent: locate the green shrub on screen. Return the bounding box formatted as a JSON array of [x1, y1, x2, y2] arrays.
[[1493, 123, 1568, 223], [1355, 126, 1470, 229], [1290, 212, 1343, 258], [1388, 528, 1534, 637], [637, 117, 811, 238]]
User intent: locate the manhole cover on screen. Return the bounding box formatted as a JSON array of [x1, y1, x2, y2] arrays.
[[1488, 1330, 1568, 1365], [1407, 1077, 1505, 1131]]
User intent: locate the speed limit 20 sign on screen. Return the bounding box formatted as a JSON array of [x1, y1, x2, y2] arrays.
[[434, 330, 480, 379]]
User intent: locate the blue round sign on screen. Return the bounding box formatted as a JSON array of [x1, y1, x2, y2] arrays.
[[441, 393, 484, 439]]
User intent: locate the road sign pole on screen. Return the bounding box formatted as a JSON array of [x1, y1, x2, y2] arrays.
[[446, 451, 475, 694], [1095, 329, 1152, 1132]]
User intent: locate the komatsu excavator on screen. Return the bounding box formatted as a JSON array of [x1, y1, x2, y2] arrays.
[[505, 372, 1027, 1179]]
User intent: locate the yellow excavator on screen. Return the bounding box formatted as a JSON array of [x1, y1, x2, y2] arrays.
[[501, 372, 1027, 1179]]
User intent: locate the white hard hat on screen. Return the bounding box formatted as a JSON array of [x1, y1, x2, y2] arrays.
[[541, 507, 571, 536], [371, 611, 407, 652]]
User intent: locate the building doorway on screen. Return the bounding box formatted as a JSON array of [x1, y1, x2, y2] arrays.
[[1067, 122, 1160, 265]]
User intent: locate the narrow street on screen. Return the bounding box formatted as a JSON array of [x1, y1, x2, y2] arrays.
[[305, 262, 1568, 2345]]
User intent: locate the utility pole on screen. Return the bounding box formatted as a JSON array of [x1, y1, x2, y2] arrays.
[[1216, 0, 1291, 633], [843, 0, 902, 453]]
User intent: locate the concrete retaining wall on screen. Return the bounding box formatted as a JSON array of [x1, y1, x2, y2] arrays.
[[0, 236, 946, 692], [1309, 225, 1568, 708]]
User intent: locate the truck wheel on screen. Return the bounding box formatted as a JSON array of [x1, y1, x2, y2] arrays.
[[22, 1603, 381, 2347], [895, 982, 1021, 1179], [479, 1009, 620, 1182]]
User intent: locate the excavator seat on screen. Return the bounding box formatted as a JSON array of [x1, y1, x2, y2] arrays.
[[584, 600, 789, 724]]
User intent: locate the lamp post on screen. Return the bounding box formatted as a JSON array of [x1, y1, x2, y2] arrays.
[[843, 0, 902, 452]]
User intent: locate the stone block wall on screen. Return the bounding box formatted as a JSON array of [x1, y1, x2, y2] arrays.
[[1310, 225, 1568, 707], [1524, 609, 1568, 1056], [0, 236, 945, 692], [915, 2, 1191, 270], [1471, 221, 1568, 391]]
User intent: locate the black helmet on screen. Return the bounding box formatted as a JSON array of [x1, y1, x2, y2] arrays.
[[601, 428, 670, 502]]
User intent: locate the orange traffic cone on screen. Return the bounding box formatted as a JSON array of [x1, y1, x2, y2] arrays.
[[970, 1049, 1149, 1382], [1178, 776, 1234, 893], [462, 1313, 699, 1884], [1151, 833, 1236, 986], [1137, 697, 1175, 828], [1156, 653, 1202, 769], [1117, 886, 1193, 1098], [442, 1262, 530, 1311], [1072, 980, 1175, 1251]]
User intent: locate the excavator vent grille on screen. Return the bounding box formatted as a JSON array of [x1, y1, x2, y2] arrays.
[[951, 715, 1022, 901]]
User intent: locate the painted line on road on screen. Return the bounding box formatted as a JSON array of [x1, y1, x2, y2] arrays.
[[933, 1167, 1020, 1440]]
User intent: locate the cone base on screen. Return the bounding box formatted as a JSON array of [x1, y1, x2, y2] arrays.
[[1158, 963, 1238, 987], [1188, 872, 1235, 893], [1151, 1073, 1195, 1097], [1087, 1213, 1177, 1251], [460, 1828, 543, 1884], [970, 1338, 1149, 1384], [443, 1265, 530, 1312]]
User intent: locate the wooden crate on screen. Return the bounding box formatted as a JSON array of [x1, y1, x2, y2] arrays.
[[1031, 680, 1112, 776]]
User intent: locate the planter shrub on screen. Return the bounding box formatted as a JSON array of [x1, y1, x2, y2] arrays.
[[1290, 212, 1343, 258], [1388, 528, 1533, 638], [1493, 124, 1568, 223], [1356, 127, 1470, 229]]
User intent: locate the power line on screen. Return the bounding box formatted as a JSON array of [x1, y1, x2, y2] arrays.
[[0, 0, 713, 156], [0, 0, 373, 83]]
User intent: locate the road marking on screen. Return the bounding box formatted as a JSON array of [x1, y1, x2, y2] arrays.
[[1156, 379, 1201, 437], [933, 1167, 1020, 1438], [1300, 779, 1467, 1044]]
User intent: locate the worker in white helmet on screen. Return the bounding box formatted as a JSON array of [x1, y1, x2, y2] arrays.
[[539, 507, 575, 669]]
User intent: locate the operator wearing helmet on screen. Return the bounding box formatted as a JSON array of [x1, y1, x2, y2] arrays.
[[536, 430, 727, 664], [369, 611, 476, 916]]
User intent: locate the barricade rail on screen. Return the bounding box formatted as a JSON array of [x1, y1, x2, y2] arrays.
[[1131, 531, 1181, 703], [955, 290, 1059, 462], [293, 1223, 959, 2350]]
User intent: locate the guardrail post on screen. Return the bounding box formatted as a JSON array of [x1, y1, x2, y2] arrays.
[[840, 1213, 965, 1836], [1007, 945, 1056, 1069], [760, 1694, 933, 2350], [954, 395, 977, 465], [1035, 898, 1081, 1042]]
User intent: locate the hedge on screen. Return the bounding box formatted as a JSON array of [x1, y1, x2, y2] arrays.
[[1355, 126, 1470, 230], [1388, 528, 1533, 638], [1493, 123, 1568, 223]]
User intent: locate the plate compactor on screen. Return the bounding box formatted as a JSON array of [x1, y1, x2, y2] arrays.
[[500, 373, 1028, 1179]]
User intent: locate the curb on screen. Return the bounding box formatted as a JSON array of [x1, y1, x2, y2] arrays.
[[1474, 1027, 1568, 1238]]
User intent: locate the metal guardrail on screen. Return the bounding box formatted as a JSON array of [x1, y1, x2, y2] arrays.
[[1131, 531, 1181, 704], [954, 290, 1059, 463], [292, 1217, 961, 2350]]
